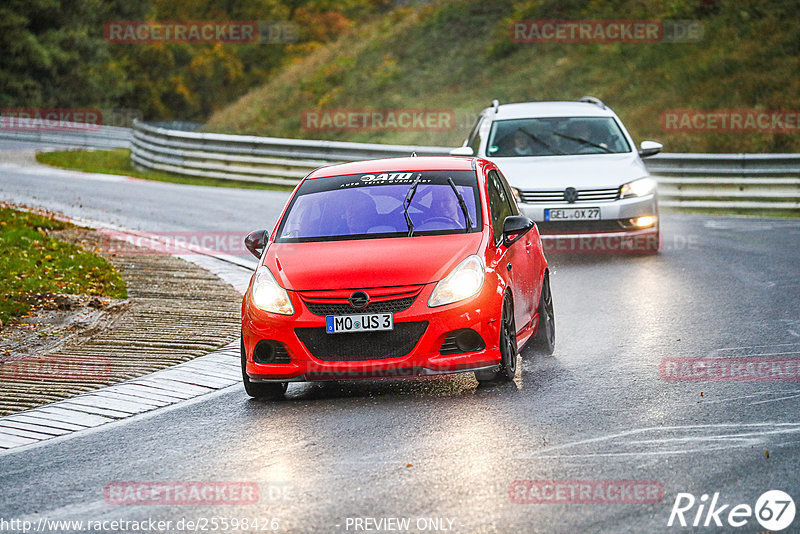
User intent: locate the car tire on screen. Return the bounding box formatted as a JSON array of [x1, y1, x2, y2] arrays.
[[533, 270, 555, 356], [241, 337, 288, 400], [475, 295, 518, 383]]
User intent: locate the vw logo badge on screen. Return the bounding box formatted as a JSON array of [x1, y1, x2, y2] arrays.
[[349, 291, 370, 310], [564, 187, 579, 203]]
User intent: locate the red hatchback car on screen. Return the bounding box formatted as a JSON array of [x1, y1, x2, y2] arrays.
[[241, 156, 555, 399]]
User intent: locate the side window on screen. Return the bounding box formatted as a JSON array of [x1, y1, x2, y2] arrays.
[[496, 170, 520, 216], [487, 170, 513, 243]]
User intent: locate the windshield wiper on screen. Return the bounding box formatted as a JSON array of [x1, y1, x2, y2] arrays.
[[520, 129, 567, 155], [553, 132, 613, 153], [403, 175, 421, 237], [447, 177, 473, 233]]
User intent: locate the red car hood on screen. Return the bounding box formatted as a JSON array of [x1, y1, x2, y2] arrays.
[[264, 234, 483, 291]]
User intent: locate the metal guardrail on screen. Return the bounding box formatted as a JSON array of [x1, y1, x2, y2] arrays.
[[0, 122, 131, 149], [2, 119, 796, 210], [131, 120, 450, 186], [646, 153, 800, 210], [131, 121, 799, 210]]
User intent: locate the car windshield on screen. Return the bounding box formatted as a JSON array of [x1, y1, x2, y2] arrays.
[[276, 170, 482, 243], [487, 117, 631, 157]]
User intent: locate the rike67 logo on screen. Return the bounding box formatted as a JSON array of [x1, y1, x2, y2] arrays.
[[668, 490, 795, 531]]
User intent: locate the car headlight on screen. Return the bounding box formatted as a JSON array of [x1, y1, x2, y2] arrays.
[[251, 266, 294, 315], [428, 255, 485, 308], [620, 177, 656, 198]]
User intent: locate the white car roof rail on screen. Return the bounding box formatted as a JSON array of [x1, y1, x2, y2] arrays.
[[578, 96, 607, 109]]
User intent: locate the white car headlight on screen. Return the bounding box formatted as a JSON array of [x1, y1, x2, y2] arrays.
[[428, 255, 485, 308], [620, 177, 656, 198], [251, 266, 294, 315]]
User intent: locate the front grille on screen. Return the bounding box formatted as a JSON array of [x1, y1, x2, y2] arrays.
[[303, 296, 416, 317], [519, 187, 620, 203], [295, 321, 428, 361]]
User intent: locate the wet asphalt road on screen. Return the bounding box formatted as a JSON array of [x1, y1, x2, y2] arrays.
[[1, 153, 800, 533]]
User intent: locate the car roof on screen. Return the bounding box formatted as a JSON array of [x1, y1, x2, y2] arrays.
[[307, 156, 477, 179], [487, 101, 616, 120]]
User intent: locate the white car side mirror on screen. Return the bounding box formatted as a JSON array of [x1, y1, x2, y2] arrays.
[[449, 146, 474, 156], [639, 141, 663, 158]]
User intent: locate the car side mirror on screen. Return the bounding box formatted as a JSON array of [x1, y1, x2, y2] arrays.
[[449, 146, 474, 156], [502, 215, 535, 247], [244, 229, 268, 258], [639, 140, 663, 158]]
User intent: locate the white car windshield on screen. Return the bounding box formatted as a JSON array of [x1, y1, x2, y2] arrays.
[[487, 117, 631, 157]]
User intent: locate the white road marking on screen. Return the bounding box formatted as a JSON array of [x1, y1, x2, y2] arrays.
[[701, 390, 799, 405], [518, 423, 800, 459], [749, 392, 800, 405], [711, 342, 800, 353]]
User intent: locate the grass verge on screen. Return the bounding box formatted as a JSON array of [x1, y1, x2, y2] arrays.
[[35, 149, 294, 191], [0, 206, 127, 324], [206, 0, 800, 154]]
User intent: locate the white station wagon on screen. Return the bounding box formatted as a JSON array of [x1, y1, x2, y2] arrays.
[[452, 98, 663, 253]]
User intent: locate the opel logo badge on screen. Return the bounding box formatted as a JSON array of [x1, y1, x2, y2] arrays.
[[349, 291, 370, 310], [564, 187, 578, 203]]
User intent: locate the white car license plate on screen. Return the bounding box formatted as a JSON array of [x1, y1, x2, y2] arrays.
[[326, 313, 393, 334], [545, 207, 601, 221]]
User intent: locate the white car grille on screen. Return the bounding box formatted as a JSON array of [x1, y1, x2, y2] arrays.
[[518, 187, 620, 203]]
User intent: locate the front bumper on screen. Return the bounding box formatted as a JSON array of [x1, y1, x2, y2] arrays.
[[242, 281, 504, 382], [519, 194, 659, 253]]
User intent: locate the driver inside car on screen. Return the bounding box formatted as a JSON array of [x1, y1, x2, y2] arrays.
[[507, 129, 537, 156], [418, 187, 463, 229]]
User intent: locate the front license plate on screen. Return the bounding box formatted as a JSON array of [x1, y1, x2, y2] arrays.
[[545, 207, 601, 221], [326, 313, 393, 334]]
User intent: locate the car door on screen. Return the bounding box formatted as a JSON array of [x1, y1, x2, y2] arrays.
[[486, 169, 528, 331], [496, 168, 537, 324]]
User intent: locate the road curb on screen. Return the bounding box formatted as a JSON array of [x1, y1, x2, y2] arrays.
[[0, 340, 241, 451], [0, 209, 256, 452]]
